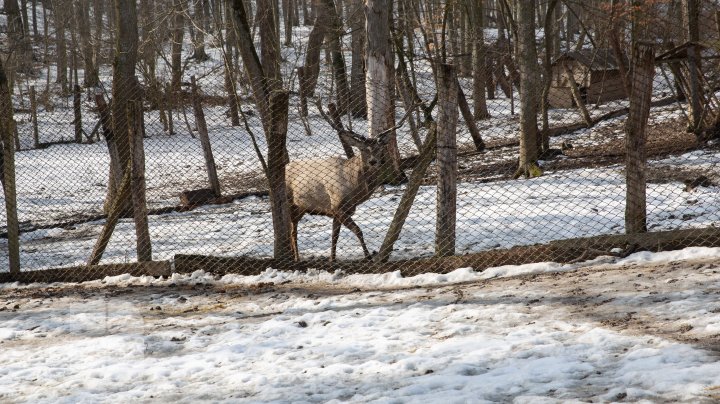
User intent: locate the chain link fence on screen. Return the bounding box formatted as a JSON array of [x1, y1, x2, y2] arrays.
[[1, 0, 719, 282]]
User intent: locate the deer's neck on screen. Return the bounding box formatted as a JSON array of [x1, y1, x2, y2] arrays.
[[344, 156, 375, 201]]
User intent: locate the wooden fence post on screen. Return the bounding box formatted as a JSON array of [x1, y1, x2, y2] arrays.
[[0, 60, 20, 276], [625, 43, 655, 234], [30, 85, 39, 149], [128, 99, 152, 262], [191, 76, 222, 197], [73, 83, 83, 143], [436, 64, 458, 257]]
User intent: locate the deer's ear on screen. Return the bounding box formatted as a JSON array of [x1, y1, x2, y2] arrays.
[[339, 132, 367, 149]]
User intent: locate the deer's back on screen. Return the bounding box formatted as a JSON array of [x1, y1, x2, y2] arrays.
[[286, 157, 359, 215]]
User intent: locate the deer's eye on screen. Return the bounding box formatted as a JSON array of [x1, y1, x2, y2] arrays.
[[369, 159, 378, 166]]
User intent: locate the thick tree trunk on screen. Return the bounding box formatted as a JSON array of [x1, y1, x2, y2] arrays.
[[77, 0, 99, 86], [540, 0, 559, 153], [326, 0, 350, 114], [376, 124, 437, 263], [192, 0, 210, 60], [5, 0, 34, 77], [127, 100, 152, 262], [436, 64, 458, 258], [267, 91, 293, 263], [349, 0, 366, 117], [171, 0, 185, 91], [366, 0, 404, 184], [514, 0, 542, 179], [625, 43, 655, 234], [468, 0, 489, 119], [259, 0, 282, 91], [301, 0, 329, 98], [684, 0, 702, 133], [107, 0, 139, 216], [55, 2, 69, 93], [231, 0, 292, 261]]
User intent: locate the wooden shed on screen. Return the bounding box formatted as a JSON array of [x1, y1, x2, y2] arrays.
[[549, 49, 627, 108]]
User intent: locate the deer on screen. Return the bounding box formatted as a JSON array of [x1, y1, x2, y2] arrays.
[[285, 131, 407, 261]]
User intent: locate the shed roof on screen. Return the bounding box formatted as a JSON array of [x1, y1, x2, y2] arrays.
[[552, 49, 623, 71], [655, 41, 720, 62]]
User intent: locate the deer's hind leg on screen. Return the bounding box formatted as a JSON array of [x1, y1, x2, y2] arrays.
[[336, 212, 372, 260], [290, 207, 303, 261], [330, 218, 341, 262]]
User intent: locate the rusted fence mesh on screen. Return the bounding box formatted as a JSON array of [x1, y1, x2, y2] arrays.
[[1, 0, 719, 282]]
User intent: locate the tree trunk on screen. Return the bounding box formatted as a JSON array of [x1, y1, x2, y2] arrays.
[[468, 0, 490, 119], [5, 0, 34, 77], [301, 0, 329, 98], [267, 91, 293, 263], [77, 0, 99, 86], [107, 0, 139, 216], [684, 0, 702, 133], [230, 0, 270, 121], [231, 0, 292, 262], [366, 0, 404, 184], [192, 0, 210, 60], [436, 64, 458, 258], [191, 76, 222, 196], [0, 58, 20, 276], [540, 0, 559, 153], [625, 43, 654, 234], [562, 63, 592, 127], [376, 124, 437, 263], [326, 0, 350, 114], [259, 0, 282, 91], [127, 100, 152, 262], [171, 0, 185, 92], [222, 2, 241, 126], [55, 1, 69, 93], [514, 0, 542, 178], [349, 0, 366, 118]]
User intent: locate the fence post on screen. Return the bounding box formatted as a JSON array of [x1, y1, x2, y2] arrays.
[[436, 63, 458, 258], [73, 84, 83, 143], [128, 99, 152, 262], [625, 42, 655, 234], [0, 59, 20, 276], [190, 76, 222, 197], [30, 85, 39, 149]]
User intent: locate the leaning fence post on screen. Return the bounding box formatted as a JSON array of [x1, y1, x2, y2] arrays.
[[625, 42, 655, 234], [191, 76, 222, 197], [436, 63, 458, 258]]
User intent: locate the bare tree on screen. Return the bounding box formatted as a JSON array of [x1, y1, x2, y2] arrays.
[[468, 0, 490, 120], [514, 0, 542, 178], [365, 0, 404, 184], [231, 0, 293, 262], [76, 0, 99, 87], [106, 0, 140, 216]]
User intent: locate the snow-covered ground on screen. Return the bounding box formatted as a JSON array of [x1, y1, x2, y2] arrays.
[[2, 247, 720, 402]]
